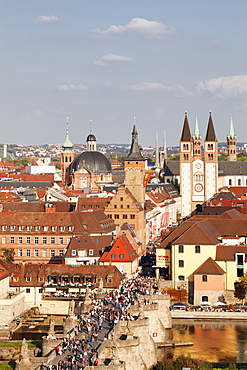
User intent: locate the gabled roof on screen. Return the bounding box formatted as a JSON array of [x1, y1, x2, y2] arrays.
[[64, 235, 113, 258], [193, 257, 225, 275], [218, 209, 245, 219], [180, 113, 192, 142], [173, 219, 220, 245], [99, 233, 139, 262], [0, 259, 11, 280], [205, 112, 217, 141]]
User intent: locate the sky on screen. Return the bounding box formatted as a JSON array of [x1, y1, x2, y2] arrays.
[[1, 0, 247, 147]]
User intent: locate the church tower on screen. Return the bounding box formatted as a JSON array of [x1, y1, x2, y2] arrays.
[[61, 118, 74, 186], [204, 112, 218, 202], [227, 115, 237, 161], [191, 115, 205, 211], [86, 120, 97, 151], [124, 119, 146, 208], [180, 112, 193, 218]]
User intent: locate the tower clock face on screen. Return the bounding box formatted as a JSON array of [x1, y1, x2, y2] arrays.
[[194, 183, 203, 192], [195, 163, 202, 169]]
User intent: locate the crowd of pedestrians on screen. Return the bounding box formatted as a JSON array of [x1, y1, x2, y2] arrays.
[[41, 276, 159, 370]]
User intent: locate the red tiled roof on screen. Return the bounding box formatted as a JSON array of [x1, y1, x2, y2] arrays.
[[193, 257, 225, 275], [8, 263, 123, 289], [174, 220, 221, 245], [99, 233, 139, 262], [216, 245, 247, 261]]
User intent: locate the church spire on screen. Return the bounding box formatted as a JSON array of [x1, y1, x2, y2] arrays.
[[180, 111, 192, 141], [227, 114, 237, 161], [193, 115, 201, 139], [126, 117, 145, 160], [227, 114, 236, 139], [205, 111, 217, 141], [62, 117, 73, 153]]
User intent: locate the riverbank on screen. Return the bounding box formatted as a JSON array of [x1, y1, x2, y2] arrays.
[[171, 311, 247, 320]]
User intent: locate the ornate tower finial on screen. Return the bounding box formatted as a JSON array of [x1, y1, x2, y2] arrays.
[[90, 120, 93, 134]]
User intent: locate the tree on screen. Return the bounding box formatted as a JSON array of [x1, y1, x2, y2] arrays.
[[1, 248, 15, 263], [234, 282, 246, 303]]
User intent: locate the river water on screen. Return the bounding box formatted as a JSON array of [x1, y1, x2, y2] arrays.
[[167, 320, 247, 363]]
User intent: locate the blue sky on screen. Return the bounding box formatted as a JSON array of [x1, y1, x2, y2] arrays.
[[1, 0, 247, 147]]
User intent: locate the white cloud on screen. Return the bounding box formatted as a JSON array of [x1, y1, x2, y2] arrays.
[[129, 82, 171, 92], [93, 60, 107, 66], [196, 74, 247, 99], [101, 54, 134, 62], [93, 18, 174, 37], [128, 82, 193, 96], [56, 83, 88, 91], [36, 15, 59, 23], [21, 110, 44, 121]]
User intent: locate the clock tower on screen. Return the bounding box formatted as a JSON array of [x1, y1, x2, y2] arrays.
[[124, 120, 146, 208]]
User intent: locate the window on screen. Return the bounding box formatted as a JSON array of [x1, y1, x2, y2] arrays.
[[51, 237, 55, 244], [130, 215, 135, 219], [202, 275, 207, 282], [229, 179, 232, 186], [10, 226, 15, 231], [119, 254, 124, 260], [120, 197, 123, 201], [35, 226, 40, 231], [178, 245, 184, 253], [202, 296, 208, 302], [114, 214, 119, 219], [123, 214, 128, 219], [34, 249, 39, 257], [178, 260, 184, 268], [39, 277, 44, 282], [35, 237, 39, 244], [178, 275, 185, 281], [26, 276, 31, 282], [195, 245, 201, 253], [72, 249, 76, 256], [26, 288, 31, 293], [26, 237, 31, 244], [50, 250, 55, 257], [1, 237, 6, 244], [18, 237, 23, 244], [68, 226, 73, 232], [236, 253, 245, 277], [26, 249, 31, 257], [59, 237, 63, 245], [10, 237, 14, 244], [60, 226, 65, 232], [39, 288, 43, 294], [59, 250, 64, 257], [67, 237, 71, 244], [18, 226, 23, 231], [26, 226, 32, 231], [127, 205, 130, 209], [89, 249, 94, 256], [114, 205, 117, 209], [42, 237, 47, 244], [111, 253, 116, 260], [44, 226, 49, 231], [238, 179, 241, 186], [2, 226, 7, 231], [18, 249, 22, 257], [52, 226, 57, 232], [42, 250, 47, 257]]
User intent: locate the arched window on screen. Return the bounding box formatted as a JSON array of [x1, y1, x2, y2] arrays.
[[202, 295, 208, 302]]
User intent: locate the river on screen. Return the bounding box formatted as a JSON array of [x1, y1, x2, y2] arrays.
[[167, 320, 247, 363]]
